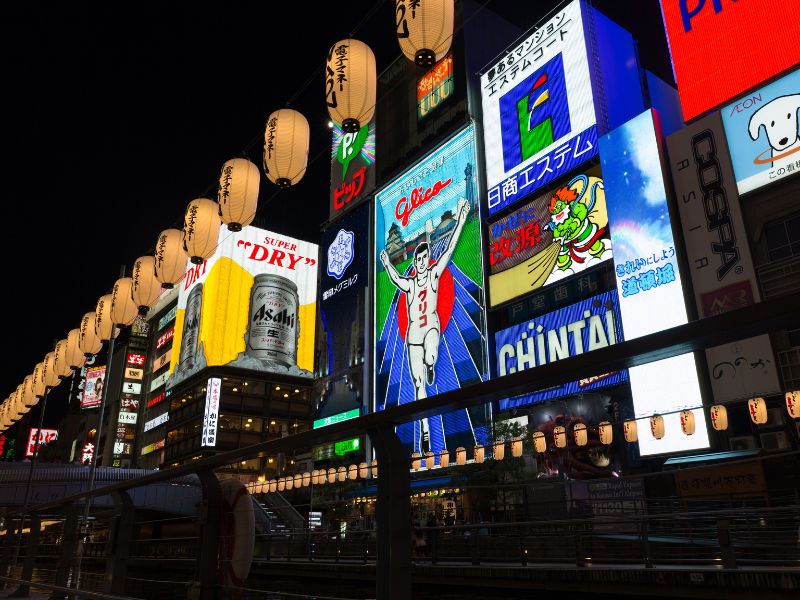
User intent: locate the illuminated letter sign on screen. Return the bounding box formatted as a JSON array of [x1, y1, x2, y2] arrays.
[[201, 377, 221, 447]]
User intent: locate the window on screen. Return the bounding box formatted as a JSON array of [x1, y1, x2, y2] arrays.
[[764, 214, 800, 262]]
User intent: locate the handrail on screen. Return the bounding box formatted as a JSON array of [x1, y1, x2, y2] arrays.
[[0, 575, 144, 600]]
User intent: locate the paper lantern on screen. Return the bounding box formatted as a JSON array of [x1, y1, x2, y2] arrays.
[[425, 451, 435, 469], [411, 452, 421, 470], [455, 446, 466, 465], [396, 0, 454, 66], [337, 466, 347, 482], [262, 109, 310, 188], [277, 477, 286, 492], [311, 469, 319, 485], [348, 464, 358, 480], [598, 421, 613, 445], [358, 462, 369, 479], [268, 480, 277, 493], [474, 445, 485, 464], [302, 472, 311, 487], [748, 397, 767, 424], [286, 476, 295, 491], [32, 362, 47, 398], [511, 437, 523, 458], [183, 198, 221, 264], [439, 449, 450, 467], [371, 459, 378, 478], [293, 473, 302, 489], [650, 415, 665, 440], [573, 423, 588, 447], [65, 328, 85, 369], [710, 404, 728, 431], [554, 426, 567, 448], [327, 468, 336, 484], [786, 391, 800, 419], [110, 278, 139, 326], [22, 375, 36, 408], [53, 339, 72, 379], [493, 440, 505, 461], [43, 352, 59, 388], [131, 256, 161, 314], [325, 39, 376, 132], [78, 312, 102, 356], [623, 420, 638, 443], [95, 294, 116, 342], [218, 158, 259, 230], [532, 431, 546, 454], [154, 229, 187, 288], [680, 410, 696, 435]]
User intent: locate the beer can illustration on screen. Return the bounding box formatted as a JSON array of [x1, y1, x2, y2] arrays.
[[179, 283, 203, 368], [246, 274, 299, 367]]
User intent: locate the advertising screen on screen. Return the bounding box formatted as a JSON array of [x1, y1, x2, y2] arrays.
[[320, 202, 370, 377], [375, 125, 490, 457], [81, 365, 106, 410], [169, 225, 318, 387], [600, 109, 709, 456], [487, 169, 613, 306], [330, 119, 375, 218], [721, 69, 800, 195], [418, 52, 454, 121], [667, 112, 780, 401], [481, 0, 597, 215], [659, 0, 800, 122], [496, 290, 628, 410], [26, 428, 58, 457]]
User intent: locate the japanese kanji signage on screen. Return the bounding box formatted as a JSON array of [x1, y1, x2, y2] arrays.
[[418, 52, 453, 120], [481, 0, 597, 215], [600, 109, 709, 456], [330, 118, 375, 219], [486, 169, 612, 306], [26, 428, 58, 457], [126, 353, 146, 366], [201, 377, 221, 447]]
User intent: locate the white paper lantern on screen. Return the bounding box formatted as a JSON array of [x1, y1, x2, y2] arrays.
[[218, 158, 260, 230], [154, 229, 188, 288], [95, 294, 116, 342], [53, 339, 72, 379], [554, 426, 567, 448], [710, 404, 728, 431], [474, 445, 485, 464], [573, 423, 588, 447], [311, 469, 320, 485], [786, 391, 800, 419], [277, 477, 286, 492], [411, 452, 421, 470], [268, 480, 277, 493], [22, 375, 36, 408], [358, 462, 369, 479], [680, 410, 696, 435], [263, 109, 310, 188], [493, 440, 505, 461], [337, 466, 347, 482], [748, 397, 768, 424], [43, 351, 59, 388], [285, 476, 294, 491], [439, 449, 450, 468], [624, 420, 638, 443], [65, 328, 85, 369], [293, 473, 302, 489], [371, 459, 378, 478], [455, 446, 466, 465], [325, 39, 376, 132], [424, 451, 435, 469], [327, 468, 336, 484], [532, 431, 546, 454], [183, 198, 221, 264], [32, 362, 47, 398], [511, 437, 523, 458], [650, 415, 665, 440], [131, 256, 161, 314], [110, 278, 139, 326], [395, 0, 454, 66], [348, 464, 358, 480], [79, 312, 102, 356], [302, 472, 311, 487], [598, 421, 613, 445]]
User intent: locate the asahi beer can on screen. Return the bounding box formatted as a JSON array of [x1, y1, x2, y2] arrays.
[[246, 274, 299, 367], [179, 283, 203, 368]]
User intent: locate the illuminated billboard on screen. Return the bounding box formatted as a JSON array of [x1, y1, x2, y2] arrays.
[[81, 365, 106, 410], [600, 109, 709, 456], [418, 52, 454, 121], [375, 125, 490, 457], [495, 290, 628, 410], [721, 69, 800, 195], [26, 428, 58, 457], [481, 0, 597, 215], [667, 113, 781, 401], [169, 225, 318, 387], [659, 0, 800, 122], [487, 169, 612, 306], [330, 119, 375, 218], [201, 377, 221, 447]]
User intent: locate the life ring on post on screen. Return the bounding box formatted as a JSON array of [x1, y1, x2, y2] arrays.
[[217, 478, 255, 591]]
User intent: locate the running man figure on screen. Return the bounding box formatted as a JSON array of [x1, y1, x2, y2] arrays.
[[380, 198, 470, 452]]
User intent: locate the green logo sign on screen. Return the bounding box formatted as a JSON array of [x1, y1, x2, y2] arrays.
[[336, 125, 368, 179], [313, 408, 360, 429], [335, 437, 360, 456]]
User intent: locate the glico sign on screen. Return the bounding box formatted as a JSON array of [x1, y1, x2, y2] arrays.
[[660, 0, 800, 122]]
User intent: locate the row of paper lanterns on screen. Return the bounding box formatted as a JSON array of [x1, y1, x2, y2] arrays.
[[246, 460, 379, 494]]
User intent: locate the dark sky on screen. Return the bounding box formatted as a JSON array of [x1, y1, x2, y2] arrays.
[[3, 1, 671, 399]]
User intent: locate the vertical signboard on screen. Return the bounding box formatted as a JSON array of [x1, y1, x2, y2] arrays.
[[486, 169, 613, 306], [481, 0, 598, 215], [169, 225, 318, 387], [330, 119, 376, 218], [721, 69, 800, 195], [26, 428, 58, 457], [81, 365, 106, 410], [667, 112, 781, 401], [375, 125, 489, 457], [418, 52, 454, 121], [600, 109, 709, 456], [659, 0, 800, 122], [201, 377, 221, 447]]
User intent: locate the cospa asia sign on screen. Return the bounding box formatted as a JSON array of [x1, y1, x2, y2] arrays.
[[374, 125, 490, 458], [659, 0, 800, 122], [169, 225, 318, 388], [481, 0, 598, 215]]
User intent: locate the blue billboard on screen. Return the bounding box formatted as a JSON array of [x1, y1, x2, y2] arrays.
[[496, 290, 628, 411]]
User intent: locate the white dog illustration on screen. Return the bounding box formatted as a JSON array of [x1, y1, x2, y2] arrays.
[[748, 94, 800, 163]]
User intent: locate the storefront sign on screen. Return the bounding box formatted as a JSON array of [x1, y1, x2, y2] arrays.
[[144, 412, 169, 432], [418, 52, 453, 120], [313, 408, 360, 429], [201, 377, 221, 447]]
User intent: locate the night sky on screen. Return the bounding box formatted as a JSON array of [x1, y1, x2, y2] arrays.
[[3, 1, 671, 401]]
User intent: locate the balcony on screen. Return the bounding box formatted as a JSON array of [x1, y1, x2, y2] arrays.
[[757, 255, 800, 299]]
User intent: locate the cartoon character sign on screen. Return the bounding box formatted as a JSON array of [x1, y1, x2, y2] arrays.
[[722, 68, 800, 195], [375, 126, 489, 457]]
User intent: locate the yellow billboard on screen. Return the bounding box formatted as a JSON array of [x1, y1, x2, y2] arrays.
[[168, 225, 318, 387]]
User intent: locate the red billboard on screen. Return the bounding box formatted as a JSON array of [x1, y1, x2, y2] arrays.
[[660, 0, 800, 122]]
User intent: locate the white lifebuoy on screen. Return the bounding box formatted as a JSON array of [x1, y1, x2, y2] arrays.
[[218, 478, 255, 588]]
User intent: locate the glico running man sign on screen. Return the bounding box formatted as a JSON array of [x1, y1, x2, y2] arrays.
[[374, 125, 490, 458]]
